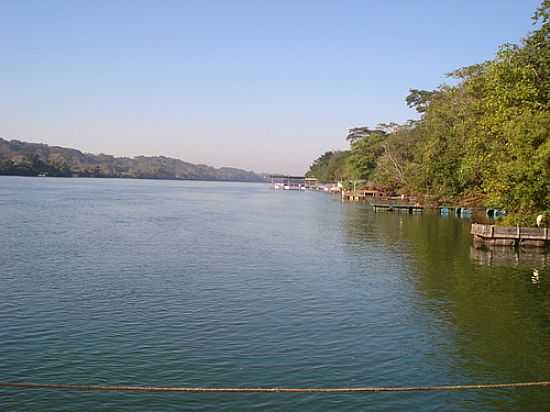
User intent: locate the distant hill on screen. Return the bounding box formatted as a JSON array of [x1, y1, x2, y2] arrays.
[[0, 138, 266, 182]]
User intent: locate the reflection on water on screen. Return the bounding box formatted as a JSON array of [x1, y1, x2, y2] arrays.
[[470, 245, 549, 268], [341, 205, 550, 410], [532, 269, 541, 285]]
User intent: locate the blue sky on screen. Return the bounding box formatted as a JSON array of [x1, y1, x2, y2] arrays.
[[0, 0, 542, 174]]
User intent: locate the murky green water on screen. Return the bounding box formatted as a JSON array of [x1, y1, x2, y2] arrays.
[[1, 176, 549, 411]]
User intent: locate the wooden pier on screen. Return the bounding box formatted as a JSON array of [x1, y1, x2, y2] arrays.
[[471, 223, 549, 247], [341, 190, 386, 202], [373, 203, 424, 214], [339, 190, 423, 213]]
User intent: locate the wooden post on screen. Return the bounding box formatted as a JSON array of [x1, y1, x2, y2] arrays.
[[490, 225, 494, 238]]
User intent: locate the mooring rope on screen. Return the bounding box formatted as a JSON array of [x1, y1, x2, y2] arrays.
[[1, 381, 550, 393]]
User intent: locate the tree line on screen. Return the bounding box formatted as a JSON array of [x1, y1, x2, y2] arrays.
[[306, 1, 550, 225]]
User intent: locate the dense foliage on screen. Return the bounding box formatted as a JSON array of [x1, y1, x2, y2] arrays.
[[305, 150, 350, 182], [306, 1, 550, 223], [0, 138, 264, 182]]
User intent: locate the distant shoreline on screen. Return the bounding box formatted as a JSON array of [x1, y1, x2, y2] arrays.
[[0, 174, 268, 184], [0, 138, 267, 183]]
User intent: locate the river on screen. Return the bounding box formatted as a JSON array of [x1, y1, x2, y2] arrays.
[[1, 176, 549, 411]]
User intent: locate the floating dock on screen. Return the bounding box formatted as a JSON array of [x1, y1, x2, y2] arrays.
[[372, 203, 424, 214], [471, 223, 549, 248], [439, 206, 473, 218]]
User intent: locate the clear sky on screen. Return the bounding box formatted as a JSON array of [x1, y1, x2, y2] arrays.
[[0, 0, 542, 175]]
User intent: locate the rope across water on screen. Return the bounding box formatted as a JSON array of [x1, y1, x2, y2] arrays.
[[1, 381, 550, 393]]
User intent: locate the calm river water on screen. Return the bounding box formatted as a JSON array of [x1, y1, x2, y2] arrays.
[[1, 176, 549, 411]]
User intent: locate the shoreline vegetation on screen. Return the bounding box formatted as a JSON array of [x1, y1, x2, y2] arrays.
[[306, 1, 550, 227], [0, 138, 266, 183]]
